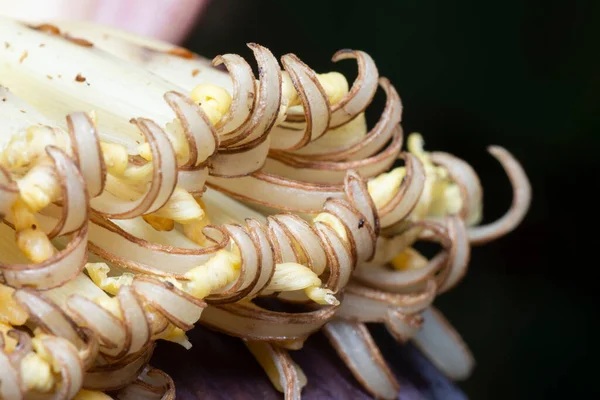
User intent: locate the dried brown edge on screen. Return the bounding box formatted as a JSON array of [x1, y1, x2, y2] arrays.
[[212, 54, 255, 132], [164, 91, 218, 168], [277, 53, 331, 149], [268, 125, 403, 176], [281, 76, 399, 161], [328, 50, 379, 128], [66, 112, 107, 197], [132, 276, 206, 331], [201, 303, 338, 342], [1, 224, 88, 290], [46, 146, 89, 238], [204, 224, 257, 304], [89, 215, 228, 260], [219, 43, 280, 147], [467, 146, 532, 245]]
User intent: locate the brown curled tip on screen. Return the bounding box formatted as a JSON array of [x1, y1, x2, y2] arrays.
[[167, 47, 195, 59], [467, 146, 531, 245]]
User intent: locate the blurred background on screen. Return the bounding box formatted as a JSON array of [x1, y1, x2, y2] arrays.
[[3, 0, 597, 398], [184, 1, 596, 398]]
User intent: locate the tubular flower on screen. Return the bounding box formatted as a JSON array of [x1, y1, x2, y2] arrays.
[[0, 17, 531, 400]]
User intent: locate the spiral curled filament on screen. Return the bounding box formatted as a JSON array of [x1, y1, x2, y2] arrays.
[[0, 18, 531, 400]]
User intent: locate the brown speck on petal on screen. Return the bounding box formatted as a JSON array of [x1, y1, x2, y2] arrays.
[[4, 42, 9, 49], [39, 43, 45, 48], [19, 51, 28, 63], [66, 36, 94, 48], [20, 109, 26, 113], [75, 74, 86, 83], [2, 98, 6, 102], [192, 68, 200, 77], [34, 23, 61, 35], [168, 47, 194, 59]]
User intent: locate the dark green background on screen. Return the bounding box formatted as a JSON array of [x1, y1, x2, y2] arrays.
[[183, 1, 598, 398]]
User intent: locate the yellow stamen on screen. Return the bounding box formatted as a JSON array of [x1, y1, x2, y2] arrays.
[[85, 263, 133, 296], [265, 263, 339, 306], [190, 83, 232, 126], [16, 161, 60, 213], [0, 126, 66, 170], [20, 349, 54, 393], [100, 142, 129, 177], [283, 71, 349, 108], [142, 214, 175, 231], [314, 213, 347, 242], [391, 248, 428, 271], [183, 198, 211, 245], [184, 249, 241, 299], [11, 199, 55, 263], [155, 324, 192, 349], [317, 72, 349, 106], [151, 187, 204, 225], [367, 167, 406, 210], [0, 284, 28, 325]]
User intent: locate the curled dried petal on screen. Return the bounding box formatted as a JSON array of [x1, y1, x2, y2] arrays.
[[468, 146, 532, 244]]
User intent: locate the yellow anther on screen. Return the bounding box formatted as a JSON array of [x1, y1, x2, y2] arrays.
[[103, 174, 144, 201], [85, 263, 133, 296], [428, 180, 463, 218], [94, 296, 123, 319], [137, 143, 152, 161], [121, 162, 153, 183], [20, 352, 55, 393], [314, 213, 347, 242], [444, 184, 464, 216], [264, 263, 338, 306], [142, 214, 175, 231], [367, 167, 406, 211], [0, 284, 28, 325], [74, 389, 114, 400], [155, 324, 192, 349], [183, 198, 211, 245], [404, 132, 467, 219], [304, 286, 340, 306], [138, 119, 189, 163], [317, 72, 349, 106], [11, 199, 54, 263], [11, 199, 37, 231], [184, 250, 241, 299], [0, 126, 68, 171], [391, 248, 428, 271], [16, 228, 55, 263], [16, 161, 60, 213], [190, 83, 232, 126], [100, 142, 129, 176], [407, 133, 426, 158], [151, 187, 204, 225], [283, 71, 348, 108]]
